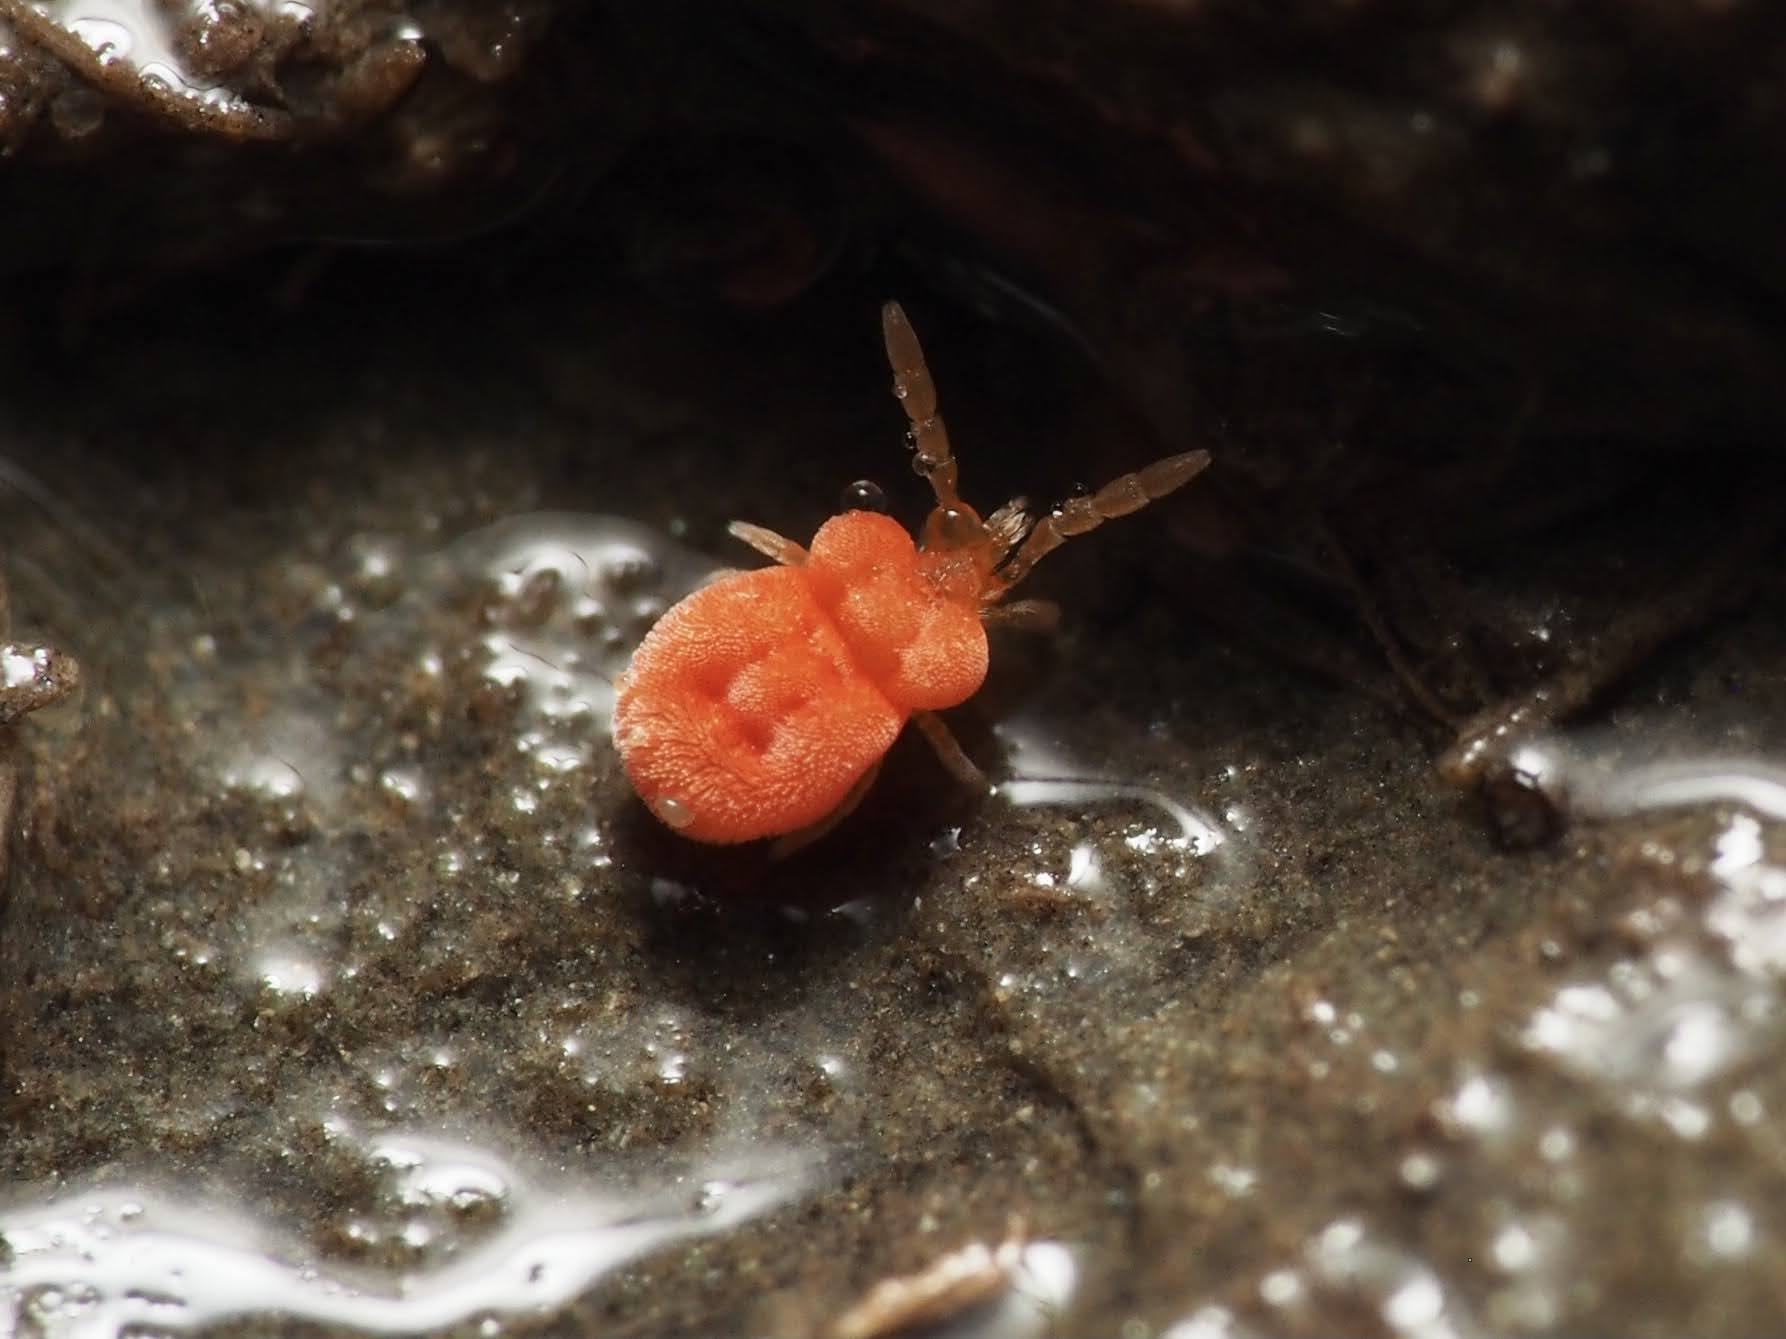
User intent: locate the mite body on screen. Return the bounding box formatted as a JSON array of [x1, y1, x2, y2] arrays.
[[612, 302, 1209, 852]]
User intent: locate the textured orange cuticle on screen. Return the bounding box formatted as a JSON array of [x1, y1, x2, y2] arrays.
[[610, 511, 984, 845]]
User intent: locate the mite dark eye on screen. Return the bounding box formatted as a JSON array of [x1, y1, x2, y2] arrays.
[[841, 479, 887, 513]]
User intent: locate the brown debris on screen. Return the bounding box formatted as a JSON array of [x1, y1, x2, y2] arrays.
[[825, 1228, 1029, 1339]]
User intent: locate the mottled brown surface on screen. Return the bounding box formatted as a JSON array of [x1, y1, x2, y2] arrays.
[[2, 3, 1786, 1336], [0, 257, 1784, 1334]]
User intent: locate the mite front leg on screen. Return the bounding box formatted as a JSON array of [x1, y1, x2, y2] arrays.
[[882, 302, 964, 510], [727, 521, 810, 566], [988, 450, 1210, 599]]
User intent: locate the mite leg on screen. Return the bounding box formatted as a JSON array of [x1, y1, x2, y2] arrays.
[[980, 497, 1033, 570], [981, 599, 1060, 633], [727, 521, 809, 566], [769, 760, 883, 860], [914, 710, 987, 789], [987, 450, 1211, 600], [882, 302, 964, 511]]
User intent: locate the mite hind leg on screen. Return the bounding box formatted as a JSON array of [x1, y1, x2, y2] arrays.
[[769, 760, 882, 860], [728, 521, 809, 566], [914, 711, 987, 789]]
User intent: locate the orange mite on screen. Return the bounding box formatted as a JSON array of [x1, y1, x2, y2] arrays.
[[611, 302, 1210, 853]]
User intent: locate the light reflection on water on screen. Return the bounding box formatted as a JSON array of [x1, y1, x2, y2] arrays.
[[0, 1131, 815, 1338], [0, 512, 819, 1337], [174, 512, 716, 1005], [1515, 740, 1786, 1136], [993, 716, 1230, 857], [27, 0, 240, 108], [1570, 753, 1786, 824], [1161, 733, 1786, 1335], [444, 511, 715, 736]]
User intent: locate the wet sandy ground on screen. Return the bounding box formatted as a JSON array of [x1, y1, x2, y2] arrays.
[[3, 267, 1786, 1338]]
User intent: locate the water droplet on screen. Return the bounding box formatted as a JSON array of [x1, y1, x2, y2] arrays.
[[66, 15, 132, 60], [1259, 1269, 1303, 1307], [256, 951, 325, 999], [1397, 1151, 1441, 1191], [840, 479, 887, 513], [1697, 1200, 1755, 1260], [654, 796, 694, 830], [49, 85, 104, 137]]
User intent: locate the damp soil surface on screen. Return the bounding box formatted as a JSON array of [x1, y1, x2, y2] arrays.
[[2, 257, 1786, 1339]]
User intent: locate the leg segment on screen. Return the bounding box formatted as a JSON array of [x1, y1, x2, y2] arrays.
[[727, 521, 809, 566], [914, 710, 987, 789], [881, 302, 963, 510], [981, 498, 1032, 569], [987, 450, 1211, 600], [769, 760, 881, 859]]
